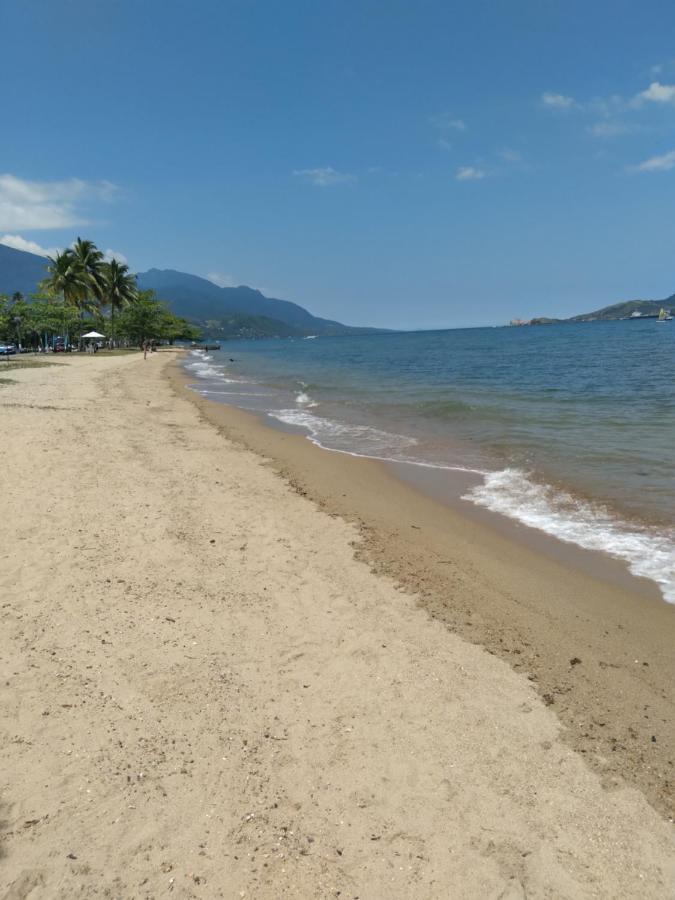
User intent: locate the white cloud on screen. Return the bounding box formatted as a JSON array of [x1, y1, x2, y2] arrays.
[[632, 149, 675, 172], [104, 248, 128, 265], [430, 113, 467, 132], [498, 147, 522, 162], [456, 166, 486, 181], [430, 113, 467, 151], [636, 81, 675, 104], [541, 92, 576, 109], [293, 167, 356, 186], [207, 272, 235, 288], [588, 120, 630, 137], [0, 233, 61, 257], [0, 174, 118, 230]]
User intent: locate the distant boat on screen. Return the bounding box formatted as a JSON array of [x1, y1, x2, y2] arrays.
[[657, 308, 673, 323]]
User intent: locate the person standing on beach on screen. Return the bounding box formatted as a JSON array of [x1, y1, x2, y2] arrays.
[[143, 341, 149, 360]]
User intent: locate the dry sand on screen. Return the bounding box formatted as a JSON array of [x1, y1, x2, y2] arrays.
[[1, 351, 673, 899]]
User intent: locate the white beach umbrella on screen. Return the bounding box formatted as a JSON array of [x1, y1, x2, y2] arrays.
[[81, 330, 105, 339]]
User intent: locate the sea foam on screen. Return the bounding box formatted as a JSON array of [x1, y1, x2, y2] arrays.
[[295, 391, 318, 408], [465, 468, 675, 603], [270, 408, 417, 453]]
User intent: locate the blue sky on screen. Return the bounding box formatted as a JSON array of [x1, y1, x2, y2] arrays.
[[2, 0, 675, 328]]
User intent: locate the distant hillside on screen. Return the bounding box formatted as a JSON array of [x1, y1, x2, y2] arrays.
[[0, 247, 380, 336], [514, 294, 675, 326], [137, 269, 380, 336], [0, 244, 49, 294], [568, 297, 675, 322], [201, 313, 307, 340]]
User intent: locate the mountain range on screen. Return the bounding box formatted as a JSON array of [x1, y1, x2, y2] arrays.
[[0, 244, 375, 337], [1, 242, 673, 331], [135, 268, 379, 336]]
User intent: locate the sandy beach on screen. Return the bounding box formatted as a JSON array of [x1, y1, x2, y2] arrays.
[[1, 351, 674, 898]]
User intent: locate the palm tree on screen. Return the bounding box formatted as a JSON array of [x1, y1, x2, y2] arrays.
[[101, 259, 138, 346], [71, 238, 105, 331], [40, 251, 89, 347]]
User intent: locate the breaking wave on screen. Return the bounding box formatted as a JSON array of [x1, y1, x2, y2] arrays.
[[464, 468, 675, 603]]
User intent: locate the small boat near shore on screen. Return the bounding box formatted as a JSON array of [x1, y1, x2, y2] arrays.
[[657, 308, 673, 323]]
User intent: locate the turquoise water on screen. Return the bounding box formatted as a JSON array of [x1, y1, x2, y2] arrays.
[[185, 321, 675, 601]]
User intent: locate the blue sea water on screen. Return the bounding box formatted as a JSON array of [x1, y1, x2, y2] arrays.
[[184, 321, 675, 602]]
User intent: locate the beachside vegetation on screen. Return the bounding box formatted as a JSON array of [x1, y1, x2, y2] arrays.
[[0, 238, 201, 350]]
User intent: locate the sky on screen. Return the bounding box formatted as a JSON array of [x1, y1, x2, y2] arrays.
[[1, 0, 675, 329]]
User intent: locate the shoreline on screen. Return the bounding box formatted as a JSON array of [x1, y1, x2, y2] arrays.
[[172, 359, 675, 820], [187, 349, 673, 605], [2, 351, 674, 897]]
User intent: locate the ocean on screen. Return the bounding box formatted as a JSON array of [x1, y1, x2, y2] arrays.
[[183, 320, 675, 603]]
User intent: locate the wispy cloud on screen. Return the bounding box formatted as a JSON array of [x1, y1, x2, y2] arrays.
[[587, 120, 630, 138], [0, 233, 129, 264], [430, 113, 467, 132], [0, 233, 61, 257], [541, 92, 576, 109], [498, 147, 522, 162], [455, 166, 486, 181], [635, 81, 675, 104], [430, 113, 467, 151], [293, 167, 356, 186], [104, 248, 128, 265], [0, 174, 118, 231], [650, 59, 675, 77], [207, 272, 235, 287], [543, 78, 675, 122], [632, 149, 675, 172]]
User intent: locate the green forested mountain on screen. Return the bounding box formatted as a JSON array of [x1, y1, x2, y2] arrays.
[[0, 245, 378, 336], [200, 313, 309, 339], [135, 268, 381, 335], [568, 297, 675, 322], [0, 244, 49, 294]]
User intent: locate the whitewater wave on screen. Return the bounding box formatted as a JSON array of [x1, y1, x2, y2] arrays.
[[185, 361, 224, 377], [197, 389, 269, 397], [464, 468, 675, 603], [185, 360, 244, 384], [295, 391, 318, 408], [270, 408, 417, 453], [266, 409, 485, 479]]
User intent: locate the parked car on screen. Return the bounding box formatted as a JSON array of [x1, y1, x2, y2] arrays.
[[0, 344, 17, 355]]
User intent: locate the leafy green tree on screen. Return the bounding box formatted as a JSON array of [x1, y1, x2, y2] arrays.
[[24, 296, 80, 348], [40, 250, 89, 345], [0, 294, 11, 342], [116, 290, 167, 345], [116, 290, 201, 345], [7, 293, 29, 348], [100, 259, 138, 346], [160, 310, 202, 344]]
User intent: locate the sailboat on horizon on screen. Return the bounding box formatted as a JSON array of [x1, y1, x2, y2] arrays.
[[657, 308, 673, 322]]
